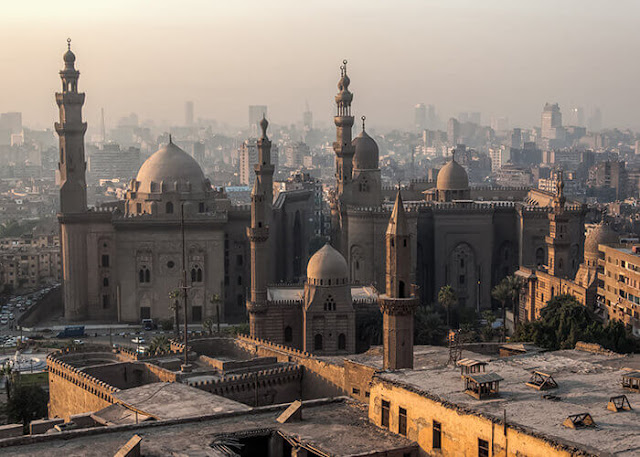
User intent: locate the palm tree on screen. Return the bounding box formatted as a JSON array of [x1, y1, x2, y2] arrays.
[[169, 289, 180, 337], [149, 335, 170, 354], [203, 318, 214, 336], [438, 285, 457, 328], [414, 306, 446, 345], [492, 275, 524, 340]]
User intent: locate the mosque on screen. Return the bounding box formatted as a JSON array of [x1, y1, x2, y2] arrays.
[[57, 45, 589, 347]]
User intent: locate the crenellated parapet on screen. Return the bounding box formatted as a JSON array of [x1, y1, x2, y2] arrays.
[[187, 364, 302, 395], [237, 334, 315, 359], [46, 352, 120, 403]]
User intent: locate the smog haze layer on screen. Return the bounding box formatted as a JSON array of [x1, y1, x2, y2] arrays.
[[2, 0, 639, 130]]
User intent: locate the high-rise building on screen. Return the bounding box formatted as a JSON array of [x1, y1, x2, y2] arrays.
[[239, 139, 258, 186], [569, 107, 584, 127], [541, 103, 562, 138], [447, 118, 460, 146], [284, 142, 309, 168], [0, 112, 22, 146], [588, 107, 602, 132], [249, 105, 267, 136], [303, 101, 313, 130], [185, 101, 194, 127], [414, 103, 426, 130]]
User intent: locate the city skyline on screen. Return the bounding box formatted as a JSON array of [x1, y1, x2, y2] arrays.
[[1, 0, 639, 131]]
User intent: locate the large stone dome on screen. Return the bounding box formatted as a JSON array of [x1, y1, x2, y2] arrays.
[[585, 223, 618, 258], [307, 243, 348, 284], [352, 130, 379, 170], [437, 158, 469, 191], [135, 141, 208, 194]]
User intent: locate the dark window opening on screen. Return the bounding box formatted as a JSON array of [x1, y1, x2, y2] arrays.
[[166, 201, 174, 214], [101, 255, 110, 268], [399, 280, 406, 298], [102, 294, 110, 309], [140, 307, 151, 320], [103, 277, 109, 287], [236, 254, 243, 266], [338, 333, 346, 350], [284, 326, 293, 343], [478, 438, 489, 457], [199, 202, 205, 213], [314, 334, 323, 351], [237, 276, 242, 286], [192, 306, 202, 322], [398, 407, 407, 436], [433, 421, 442, 449], [381, 400, 390, 428]]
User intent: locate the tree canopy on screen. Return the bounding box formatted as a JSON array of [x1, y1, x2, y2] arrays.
[[512, 294, 638, 353]]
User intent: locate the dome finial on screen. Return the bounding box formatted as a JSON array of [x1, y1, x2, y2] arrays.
[[361, 115, 366, 131], [259, 114, 269, 139], [67, 38, 71, 51]]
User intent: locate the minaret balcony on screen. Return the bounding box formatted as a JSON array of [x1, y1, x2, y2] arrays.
[[246, 226, 269, 242]]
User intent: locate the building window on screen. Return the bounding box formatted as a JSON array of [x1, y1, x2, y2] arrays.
[[102, 294, 110, 309], [338, 333, 346, 350], [236, 254, 243, 266], [314, 334, 323, 351], [199, 202, 205, 213], [324, 295, 335, 311], [191, 267, 203, 283], [139, 266, 151, 283], [192, 306, 202, 322], [103, 277, 109, 287], [284, 326, 293, 343], [398, 407, 407, 436], [237, 276, 242, 286], [101, 255, 110, 268], [140, 306, 151, 320], [166, 201, 174, 214], [478, 438, 489, 457], [433, 421, 441, 449], [381, 400, 390, 428]]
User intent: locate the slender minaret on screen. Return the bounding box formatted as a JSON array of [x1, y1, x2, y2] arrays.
[[331, 60, 355, 253], [55, 39, 89, 320], [546, 170, 570, 277], [246, 116, 273, 339], [379, 190, 418, 370], [334, 60, 355, 198], [56, 38, 87, 213]]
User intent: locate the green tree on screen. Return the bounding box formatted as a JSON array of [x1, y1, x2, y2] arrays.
[[7, 384, 48, 430], [209, 294, 222, 333], [149, 335, 170, 354], [492, 275, 524, 340], [511, 294, 638, 353], [169, 289, 180, 337], [203, 318, 215, 336], [414, 306, 446, 345], [438, 285, 457, 328]]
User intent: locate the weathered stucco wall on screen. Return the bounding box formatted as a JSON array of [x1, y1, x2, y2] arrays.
[[368, 379, 596, 457]]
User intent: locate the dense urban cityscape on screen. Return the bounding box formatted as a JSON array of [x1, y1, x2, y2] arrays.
[[0, 2, 639, 456]]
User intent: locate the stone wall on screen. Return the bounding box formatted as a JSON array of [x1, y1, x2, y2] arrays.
[[47, 352, 119, 421], [368, 377, 598, 457]]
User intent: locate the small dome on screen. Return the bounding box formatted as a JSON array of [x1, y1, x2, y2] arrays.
[[585, 223, 618, 258], [135, 141, 207, 194], [307, 244, 348, 282], [437, 158, 469, 191], [352, 130, 379, 170]]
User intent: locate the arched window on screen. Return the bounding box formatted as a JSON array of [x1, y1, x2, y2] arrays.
[[284, 326, 293, 343], [145, 268, 150, 283], [191, 268, 197, 283], [338, 333, 346, 350], [399, 280, 406, 299], [314, 334, 323, 351], [139, 269, 144, 283], [197, 268, 203, 282], [359, 177, 369, 192], [325, 295, 335, 311], [535, 247, 545, 266], [166, 201, 174, 214], [103, 277, 109, 287], [139, 266, 150, 283]]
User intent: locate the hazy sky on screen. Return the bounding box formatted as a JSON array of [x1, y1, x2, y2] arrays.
[[2, 0, 639, 132]]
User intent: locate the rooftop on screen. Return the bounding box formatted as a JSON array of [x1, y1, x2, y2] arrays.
[[4, 399, 417, 457], [376, 347, 640, 456]]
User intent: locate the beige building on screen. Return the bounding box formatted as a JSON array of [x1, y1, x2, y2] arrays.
[[599, 243, 640, 336], [0, 234, 61, 290]]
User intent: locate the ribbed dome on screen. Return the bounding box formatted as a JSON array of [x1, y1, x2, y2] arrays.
[[352, 130, 379, 170], [437, 159, 469, 191], [135, 141, 207, 194], [307, 244, 348, 282], [585, 223, 618, 258]]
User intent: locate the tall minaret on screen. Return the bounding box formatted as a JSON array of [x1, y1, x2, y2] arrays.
[[331, 60, 355, 254], [379, 190, 418, 370], [546, 170, 570, 277], [333, 60, 355, 200], [56, 38, 87, 214], [56, 39, 89, 320], [246, 116, 273, 339]]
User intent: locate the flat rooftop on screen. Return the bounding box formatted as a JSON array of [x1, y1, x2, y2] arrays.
[[4, 399, 416, 456], [268, 285, 377, 302], [377, 347, 640, 456], [112, 382, 251, 420]]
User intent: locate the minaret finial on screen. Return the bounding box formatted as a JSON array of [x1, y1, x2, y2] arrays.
[[67, 38, 71, 51], [343, 59, 348, 74], [361, 115, 366, 131], [259, 114, 269, 139]]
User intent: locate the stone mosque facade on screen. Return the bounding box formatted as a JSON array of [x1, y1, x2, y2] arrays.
[[55, 45, 314, 325], [57, 45, 587, 348]]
